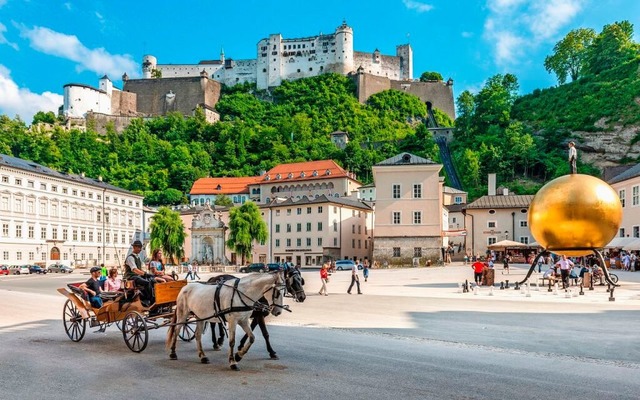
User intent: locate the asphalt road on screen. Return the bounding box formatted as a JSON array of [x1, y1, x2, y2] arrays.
[[2, 266, 640, 400]]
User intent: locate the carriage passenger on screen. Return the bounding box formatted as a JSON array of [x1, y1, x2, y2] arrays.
[[80, 267, 104, 308], [124, 240, 155, 307], [149, 249, 174, 282], [103, 268, 122, 292]]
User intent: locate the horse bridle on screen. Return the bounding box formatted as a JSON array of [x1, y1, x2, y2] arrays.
[[265, 271, 290, 313], [284, 268, 305, 301]]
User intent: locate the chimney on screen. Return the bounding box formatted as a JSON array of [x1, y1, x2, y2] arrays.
[[488, 173, 496, 196], [502, 188, 509, 196]]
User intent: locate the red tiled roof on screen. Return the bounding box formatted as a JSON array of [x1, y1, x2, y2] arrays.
[[263, 160, 354, 183], [190, 177, 260, 195]]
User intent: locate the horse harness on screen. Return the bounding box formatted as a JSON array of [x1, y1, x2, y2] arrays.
[[212, 277, 287, 323]]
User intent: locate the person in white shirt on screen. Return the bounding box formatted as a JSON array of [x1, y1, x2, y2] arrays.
[[555, 255, 574, 288], [347, 262, 362, 294], [568, 141, 577, 174]]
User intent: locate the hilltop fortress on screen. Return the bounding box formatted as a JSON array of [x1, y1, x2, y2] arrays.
[[61, 22, 455, 133]]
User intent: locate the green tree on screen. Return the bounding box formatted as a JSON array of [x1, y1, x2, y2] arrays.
[[32, 111, 57, 125], [587, 21, 638, 75], [149, 207, 186, 264], [544, 28, 596, 84], [214, 194, 234, 207], [419, 71, 443, 81], [226, 201, 267, 265]]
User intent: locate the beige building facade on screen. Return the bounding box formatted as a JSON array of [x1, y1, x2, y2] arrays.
[[372, 153, 443, 266], [608, 164, 640, 238]]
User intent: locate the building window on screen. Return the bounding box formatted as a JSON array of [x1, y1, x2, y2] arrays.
[[1, 176, 7, 183], [333, 237, 338, 246], [287, 209, 292, 216], [296, 238, 301, 247], [73, 230, 78, 241], [454, 196, 463, 204], [413, 184, 422, 199], [275, 224, 280, 233], [40, 183, 46, 190], [306, 222, 311, 232], [63, 229, 68, 240], [4, 223, 10, 236], [414, 247, 422, 257], [620, 228, 625, 238], [2, 251, 7, 260], [317, 237, 323, 246], [72, 190, 77, 196], [297, 208, 302, 215], [488, 237, 497, 245], [97, 211, 101, 222], [15, 178, 22, 185], [307, 207, 312, 214], [413, 211, 422, 224], [296, 223, 302, 232], [352, 225, 355, 233], [488, 221, 496, 228], [275, 239, 280, 247], [317, 222, 323, 231], [286, 238, 291, 247], [286, 224, 291, 233], [520, 220, 528, 227], [318, 206, 323, 213], [333, 221, 338, 232], [306, 238, 311, 246], [393, 247, 401, 257], [276, 210, 280, 216], [392, 211, 401, 224], [62, 187, 68, 194], [519, 236, 529, 244], [392, 184, 401, 199], [633, 186, 639, 206], [27, 180, 34, 188], [27, 201, 34, 214], [15, 198, 22, 212], [53, 228, 58, 240], [29, 251, 34, 261], [40, 227, 46, 239], [16, 225, 22, 237], [40, 202, 47, 215], [634, 226, 640, 238], [620, 189, 626, 207], [81, 231, 86, 241], [0, 196, 7, 211], [16, 251, 22, 261], [28, 226, 34, 238]]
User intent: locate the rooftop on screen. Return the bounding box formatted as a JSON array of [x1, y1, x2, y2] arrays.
[[263, 160, 356, 183], [375, 152, 437, 166], [190, 176, 261, 195], [465, 194, 534, 209]]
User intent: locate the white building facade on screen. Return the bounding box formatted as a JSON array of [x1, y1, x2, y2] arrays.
[[144, 22, 412, 90], [0, 154, 144, 268]]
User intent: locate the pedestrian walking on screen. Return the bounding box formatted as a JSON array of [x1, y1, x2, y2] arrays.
[[193, 264, 200, 280], [185, 263, 194, 280], [347, 262, 362, 294], [363, 259, 370, 282], [319, 263, 329, 296]]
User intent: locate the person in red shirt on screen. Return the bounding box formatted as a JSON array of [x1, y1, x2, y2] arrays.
[[472, 260, 486, 285]]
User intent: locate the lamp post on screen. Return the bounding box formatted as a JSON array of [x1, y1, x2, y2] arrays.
[[97, 246, 100, 266], [505, 230, 509, 241]]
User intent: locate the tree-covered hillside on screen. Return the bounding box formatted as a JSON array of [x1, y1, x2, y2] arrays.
[[0, 74, 442, 205]]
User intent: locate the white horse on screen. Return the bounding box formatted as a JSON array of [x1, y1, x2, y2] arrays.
[[166, 271, 286, 370]]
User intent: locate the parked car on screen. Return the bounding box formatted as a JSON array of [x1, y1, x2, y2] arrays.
[[265, 263, 283, 271], [28, 265, 47, 274], [0, 265, 9, 276], [9, 265, 30, 275], [335, 260, 363, 271], [47, 263, 74, 273], [239, 263, 266, 273]]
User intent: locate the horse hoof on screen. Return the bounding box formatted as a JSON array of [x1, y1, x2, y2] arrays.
[[234, 353, 242, 362], [217, 339, 224, 346], [169, 353, 177, 360], [230, 364, 239, 371], [270, 354, 279, 360], [213, 346, 221, 351], [201, 357, 209, 364]]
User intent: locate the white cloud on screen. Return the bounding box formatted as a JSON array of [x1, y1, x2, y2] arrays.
[[403, 0, 433, 13], [461, 31, 474, 38], [0, 0, 7, 8], [64, 2, 72, 11], [0, 64, 63, 122], [0, 22, 18, 50], [483, 0, 584, 67], [17, 25, 139, 78]]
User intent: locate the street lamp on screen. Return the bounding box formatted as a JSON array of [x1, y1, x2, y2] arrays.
[[505, 230, 509, 241]]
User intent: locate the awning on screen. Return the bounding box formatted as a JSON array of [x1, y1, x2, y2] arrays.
[[604, 237, 636, 249], [487, 240, 529, 250], [622, 238, 640, 251]]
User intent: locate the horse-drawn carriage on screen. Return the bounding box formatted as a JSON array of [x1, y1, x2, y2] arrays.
[[57, 279, 196, 353]]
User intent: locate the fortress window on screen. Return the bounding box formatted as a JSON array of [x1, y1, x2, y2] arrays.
[[273, 45, 276, 50], [311, 43, 314, 47], [309, 67, 313, 71], [297, 69, 301, 73], [263, 68, 266, 72], [303, 44, 306, 48]]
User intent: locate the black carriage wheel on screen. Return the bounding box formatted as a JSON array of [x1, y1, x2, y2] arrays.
[[122, 311, 148, 353], [178, 319, 197, 342], [62, 299, 86, 342], [115, 319, 123, 332]]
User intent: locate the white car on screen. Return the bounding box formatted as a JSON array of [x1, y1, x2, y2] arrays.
[[9, 265, 30, 275], [335, 260, 363, 271]]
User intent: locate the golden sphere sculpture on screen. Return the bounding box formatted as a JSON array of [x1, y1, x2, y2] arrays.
[[528, 174, 622, 256]]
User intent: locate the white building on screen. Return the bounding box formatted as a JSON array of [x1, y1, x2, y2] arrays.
[[63, 75, 116, 118], [0, 154, 144, 268], [144, 22, 412, 90]]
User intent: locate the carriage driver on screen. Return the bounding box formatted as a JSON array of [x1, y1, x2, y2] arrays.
[[124, 240, 155, 307]]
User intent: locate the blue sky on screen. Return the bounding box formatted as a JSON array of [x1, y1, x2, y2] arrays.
[[1, 0, 639, 122]]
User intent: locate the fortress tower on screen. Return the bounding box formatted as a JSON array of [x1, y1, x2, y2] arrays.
[[396, 44, 413, 80], [142, 55, 157, 79], [334, 21, 354, 75]]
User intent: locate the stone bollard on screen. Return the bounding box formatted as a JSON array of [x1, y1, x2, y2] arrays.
[[505, 280, 510, 289], [526, 283, 531, 297], [489, 286, 494, 296], [609, 286, 615, 302], [457, 283, 463, 293], [474, 285, 479, 295], [553, 283, 559, 295], [565, 289, 571, 298]]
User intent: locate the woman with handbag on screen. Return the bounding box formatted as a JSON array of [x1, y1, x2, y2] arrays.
[[319, 263, 329, 296]]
